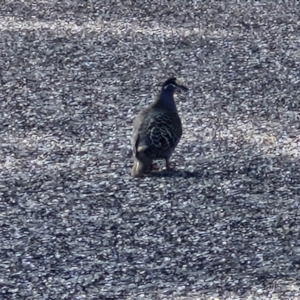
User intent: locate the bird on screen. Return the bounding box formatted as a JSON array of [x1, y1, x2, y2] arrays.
[[131, 77, 188, 177]]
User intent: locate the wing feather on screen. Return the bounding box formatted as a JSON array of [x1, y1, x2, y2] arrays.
[[135, 111, 182, 159]]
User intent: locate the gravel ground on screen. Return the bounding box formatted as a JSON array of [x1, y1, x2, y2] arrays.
[[1, 1, 300, 299]]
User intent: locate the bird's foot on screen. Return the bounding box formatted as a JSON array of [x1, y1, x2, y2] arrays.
[[165, 160, 175, 170]]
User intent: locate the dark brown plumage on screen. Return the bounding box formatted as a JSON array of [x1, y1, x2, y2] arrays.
[[131, 77, 188, 177]]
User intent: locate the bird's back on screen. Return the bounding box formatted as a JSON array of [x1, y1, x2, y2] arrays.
[[132, 106, 182, 160]]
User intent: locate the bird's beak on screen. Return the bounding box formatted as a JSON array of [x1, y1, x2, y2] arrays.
[[177, 84, 188, 91], [175, 79, 188, 91]]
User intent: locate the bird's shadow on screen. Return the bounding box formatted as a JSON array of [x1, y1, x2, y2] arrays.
[[147, 169, 204, 178]]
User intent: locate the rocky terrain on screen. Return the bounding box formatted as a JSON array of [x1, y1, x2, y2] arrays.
[[0, 1, 300, 299]]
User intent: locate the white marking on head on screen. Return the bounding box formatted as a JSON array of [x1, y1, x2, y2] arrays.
[[163, 83, 177, 90]]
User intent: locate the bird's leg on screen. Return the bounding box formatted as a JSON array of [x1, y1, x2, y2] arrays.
[[165, 158, 175, 170]]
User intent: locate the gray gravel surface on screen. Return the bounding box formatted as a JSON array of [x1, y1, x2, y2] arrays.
[[1, 1, 300, 299]]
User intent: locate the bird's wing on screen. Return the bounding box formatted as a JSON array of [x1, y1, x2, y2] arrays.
[[135, 111, 182, 159]]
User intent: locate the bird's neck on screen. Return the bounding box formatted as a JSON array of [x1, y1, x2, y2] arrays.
[[154, 89, 177, 111]]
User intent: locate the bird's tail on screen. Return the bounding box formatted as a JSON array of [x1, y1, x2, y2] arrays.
[[131, 159, 146, 177]]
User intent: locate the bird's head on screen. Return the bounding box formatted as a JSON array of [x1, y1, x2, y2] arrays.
[[162, 77, 188, 92]]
